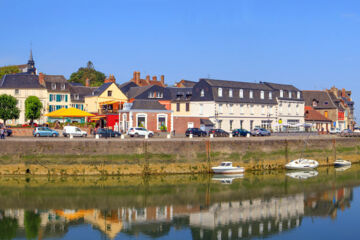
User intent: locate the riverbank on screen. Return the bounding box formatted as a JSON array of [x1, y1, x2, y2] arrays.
[[0, 137, 359, 175]]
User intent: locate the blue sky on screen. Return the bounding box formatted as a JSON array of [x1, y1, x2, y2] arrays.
[[1, 0, 359, 119]]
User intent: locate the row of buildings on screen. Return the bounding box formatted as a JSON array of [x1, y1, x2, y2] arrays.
[[0, 52, 356, 133]]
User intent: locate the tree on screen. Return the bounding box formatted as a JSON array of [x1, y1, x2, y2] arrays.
[[24, 211, 41, 240], [0, 66, 20, 79], [69, 61, 106, 87], [0, 94, 20, 125], [25, 96, 43, 125]]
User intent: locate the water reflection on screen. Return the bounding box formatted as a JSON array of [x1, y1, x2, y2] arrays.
[[0, 167, 358, 239]]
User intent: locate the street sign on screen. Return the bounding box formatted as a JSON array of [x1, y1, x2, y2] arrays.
[[278, 119, 282, 124]]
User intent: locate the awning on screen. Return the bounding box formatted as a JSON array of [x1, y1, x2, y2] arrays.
[[99, 100, 121, 105], [45, 108, 95, 118], [200, 119, 214, 126]]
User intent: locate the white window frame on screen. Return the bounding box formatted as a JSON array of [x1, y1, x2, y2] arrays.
[[240, 104, 244, 115], [261, 105, 265, 115], [297, 91, 300, 99], [219, 104, 223, 113], [229, 89, 233, 98], [51, 83, 56, 90], [250, 104, 254, 115], [199, 104, 204, 115], [249, 90, 253, 99], [280, 90, 283, 98], [229, 104, 233, 114], [218, 88, 223, 97], [200, 89, 205, 97], [269, 92, 272, 99], [61, 84, 65, 90], [136, 113, 147, 129], [289, 91, 292, 98], [239, 89, 244, 98], [157, 114, 167, 130], [260, 91, 264, 99]]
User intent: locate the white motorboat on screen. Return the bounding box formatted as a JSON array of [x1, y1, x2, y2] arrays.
[[212, 174, 244, 184], [211, 162, 245, 174], [285, 159, 319, 170], [286, 171, 318, 180], [334, 160, 351, 167]]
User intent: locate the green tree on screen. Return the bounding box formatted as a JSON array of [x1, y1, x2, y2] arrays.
[[0, 214, 18, 240], [0, 94, 20, 125], [0, 65, 20, 79], [24, 211, 41, 240], [25, 96, 43, 125], [69, 61, 106, 87]]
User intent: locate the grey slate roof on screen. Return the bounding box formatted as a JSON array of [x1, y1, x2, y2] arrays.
[[0, 74, 45, 89], [302, 91, 337, 109], [328, 92, 345, 111], [117, 81, 138, 95], [131, 100, 167, 110], [166, 87, 193, 101], [262, 82, 300, 91], [262, 82, 303, 101], [43, 75, 67, 83], [69, 82, 84, 87], [69, 85, 96, 103], [89, 82, 113, 96], [202, 78, 272, 90], [126, 85, 154, 98], [179, 80, 197, 88]]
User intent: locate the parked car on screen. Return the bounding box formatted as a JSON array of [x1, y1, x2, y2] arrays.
[[95, 128, 121, 138], [232, 129, 251, 137], [63, 126, 87, 137], [185, 128, 207, 137], [251, 127, 271, 136], [127, 127, 154, 138], [329, 128, 341, 134], [208, 129, 229, 137], [33, 127, 59, 137]]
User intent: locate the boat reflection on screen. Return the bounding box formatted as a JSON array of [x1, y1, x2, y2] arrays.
[[335, 165, 351, 172], [211, 174, 244, 184], [286, 170, 318, 180]]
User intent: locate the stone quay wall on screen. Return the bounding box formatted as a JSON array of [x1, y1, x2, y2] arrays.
[[0, 137, 359, 175]]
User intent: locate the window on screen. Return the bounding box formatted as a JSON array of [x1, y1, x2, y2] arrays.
[[137, 114, 147, 128], [148, 92, 154, 98], [51, 83, 56, 90], [219, 104, 223, 113], [240, 120, 244, 129], [15, 89, 19, 95], [230, 120, 233, 130], [269, 92, 272, 99], [260, 91, 264, 99], [157, 115, 167, 130], [74, 94, 79, 100], [261, 105, 265, 115], [156, 92, 163, 98], [218, 88, 223, 97], [200, 89, 205, 97], [289, 91, 292, 98], [61, 84, 65, 90], [186, 103, 190, 112], [229, 104, 233, 114], [279, 103, 283, 113], [288, 103, 291, 115], [312, 100, 318, 107], [324, 111, 328, 118], [268, 106, 272, 115], [199, 104, 204, 115], [280, 90, 283, 98], [240, 104, 244, 114], [107, 90, 112, 97], [296, 104, 299, 115], [250, 104, 254, 115], [176, 103, 180, 112], [239, 89, 244, 98], [250, 120, 254, 130], [249, 90, 253, 99], [229, 89, 233, 97], [297, 91, 301, 99], [218, 120, 222, 129]]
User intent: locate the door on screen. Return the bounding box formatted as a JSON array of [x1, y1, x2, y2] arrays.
[[75, 128, 82, 136]]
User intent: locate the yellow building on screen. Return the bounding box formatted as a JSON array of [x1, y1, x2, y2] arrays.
[[85, 82, 128, 114]]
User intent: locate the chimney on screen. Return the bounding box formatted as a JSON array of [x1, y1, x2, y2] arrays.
[[160, 75, 164, 85], [85, 78, 90, 87], [152, 76, 157, 81], [146, 75, 150, 84], [342, 88, 346, 97], [132, 71, 137, 83], [38, 72, 45, 86], [104, 74, 116, 84]]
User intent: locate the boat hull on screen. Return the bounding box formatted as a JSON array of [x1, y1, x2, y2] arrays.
[[285, 159, 319, 170], [334, 160, 351, 167]]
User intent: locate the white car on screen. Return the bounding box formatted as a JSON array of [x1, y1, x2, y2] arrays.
[[127, 127, 154, 138], [329, 128, 341, 134], [63, 126, 87, 137]]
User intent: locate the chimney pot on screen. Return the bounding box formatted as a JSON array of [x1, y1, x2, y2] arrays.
[[152, 76, 157, 81], [146, 75, 150, 81], [38, 72, 45, 86], [161, 75, 164, 84]]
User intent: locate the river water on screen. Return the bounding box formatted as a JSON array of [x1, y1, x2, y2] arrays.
[[1, 165, 360, 239]]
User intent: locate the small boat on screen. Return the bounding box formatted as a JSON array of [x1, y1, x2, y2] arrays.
[[211, 162, 245, 174], [334, 160, 351, 167], [285, 159, 319, 170], [286, 171, 318, 180], [212, 174, 244, 184]]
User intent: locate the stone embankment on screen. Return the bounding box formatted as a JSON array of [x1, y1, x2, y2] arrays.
[[0, 137, 359, 175]]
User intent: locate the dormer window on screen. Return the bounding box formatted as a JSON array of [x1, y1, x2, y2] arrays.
[[61, 84, 65, 90], [74, 94, 79, 100], [239, 89, 243, 98], [312, 99, 318, 107], [297, 91, 300, 99], [156, 92, 163, 98], [260, 91, 264, 99], [280, 90, 283, 98], [289, 91, 292, 98], [269, 92, 272, 99], [229, 89, 233, 98], [51, 83, 56, 90], [218, 88, 223, 97], [148, 92, 154, 98], [200, 89, 205, 97], [249, 90, 253, 99]]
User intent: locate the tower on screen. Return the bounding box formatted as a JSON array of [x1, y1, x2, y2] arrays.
[[27, 48, 36, 75]]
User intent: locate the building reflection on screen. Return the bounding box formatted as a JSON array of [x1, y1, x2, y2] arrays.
[[0, 186, 354, 239]]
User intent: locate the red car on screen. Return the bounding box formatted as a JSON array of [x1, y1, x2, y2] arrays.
[[22, 123, 38, 127]]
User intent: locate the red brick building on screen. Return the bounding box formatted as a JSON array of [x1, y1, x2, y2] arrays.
[[130, 71, 166, 87], [118, 100, 173, 133]]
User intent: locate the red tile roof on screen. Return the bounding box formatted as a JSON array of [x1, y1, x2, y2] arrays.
[[305, 108, 332, 122]]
